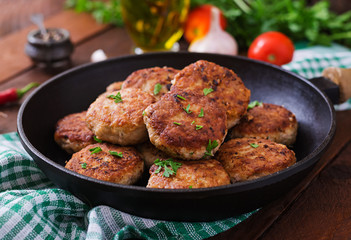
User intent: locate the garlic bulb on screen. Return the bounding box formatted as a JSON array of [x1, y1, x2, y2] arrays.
[[188, 7, 238, 55]]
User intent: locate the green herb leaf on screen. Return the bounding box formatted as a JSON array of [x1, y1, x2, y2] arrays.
[[203, 88, 214, 96], [250, 143, 259, 148], [196, 125, 203, 130], [189, 185, 193, 189], [81, 162, 87, 169], [89, 146, 102, 154], [176, 94, 186, 100], [154, 158, 182, 177], [173, 122, 181, 126], [204, 139, 219, 157], [198, 108, 204, 117], [183, 104, 192, 114], [107, 92, 122, 103], [191, 120, 195, 125], [153, 83, 162, 95], [247, 100, 263, 110], [93, 136, 102, 143], [109, 151, 123, 157], [142, 110, 146, 116]]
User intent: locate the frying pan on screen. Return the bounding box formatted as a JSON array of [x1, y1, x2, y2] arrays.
[[17, 52, 336, 222]]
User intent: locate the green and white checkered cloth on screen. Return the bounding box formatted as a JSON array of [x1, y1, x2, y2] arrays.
[[1, 44, 351, 239], [283, 43, 351, 110], [0, 132, 256, 239]]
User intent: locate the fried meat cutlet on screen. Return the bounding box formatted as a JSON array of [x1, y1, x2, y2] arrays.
[[54, 111, 95, 154], [86, 88, 156, 145], [216, 138, 296, 183], [229, 103, 298, 146], [171, 60, 251, 128], [147, 159, 230, 189], [121, 66, 179, 101], [65, 143, 144, 185], [143, 90, 227, 160]]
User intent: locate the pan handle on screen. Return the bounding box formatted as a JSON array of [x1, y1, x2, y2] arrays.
[[309, 76, 340, 105]]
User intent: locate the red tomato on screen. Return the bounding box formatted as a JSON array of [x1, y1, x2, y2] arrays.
[[184, 4, 227, 43], [248, 31, 294, 66]]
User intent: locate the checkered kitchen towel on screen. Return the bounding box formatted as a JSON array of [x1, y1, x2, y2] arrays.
[[283, 43, 351, 110], [0, 132, 256, 240]]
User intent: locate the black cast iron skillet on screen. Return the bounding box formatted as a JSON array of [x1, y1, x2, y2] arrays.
[[17, 52, 336, 222]]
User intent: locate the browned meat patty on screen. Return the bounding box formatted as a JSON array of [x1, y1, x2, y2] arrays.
[[171, 60, 251, 128], [65, 143, 144, 185], [86, 88, 156, 145], [216, 137, 296, 183], [143, 90, 227, 160], [229, 103, 298, 146], [137, 141, 171, 169], [106, 81, 123, 92], [121, 66, 179, 101], [54, 111, 95, 154], [147, 158, 230, 189]]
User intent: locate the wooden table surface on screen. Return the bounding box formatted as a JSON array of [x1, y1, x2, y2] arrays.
[[1, 10, 351, 240]]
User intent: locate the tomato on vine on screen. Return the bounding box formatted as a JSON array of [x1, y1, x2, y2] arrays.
[[248, 31, 295, 66]]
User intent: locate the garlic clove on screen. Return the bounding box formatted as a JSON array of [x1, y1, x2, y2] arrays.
[[188, 6, 238, 55]]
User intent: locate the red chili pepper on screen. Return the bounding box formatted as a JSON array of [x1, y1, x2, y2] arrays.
[[0, 82, 39, 105]]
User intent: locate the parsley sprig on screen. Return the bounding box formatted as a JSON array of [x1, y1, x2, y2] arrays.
[[154, 158, 182, 177], [203, 88, 214, 96], [250, 143, 259, 148], [183, 104, 192, 114], [109, 151, 123, 157], [89, 146, 102, 154], [107, 92, 123, 103], [198, 108, 204, 117], [204, 140, 219, 157], [247, 100, 263, 110], [153, 83, 162, 95]]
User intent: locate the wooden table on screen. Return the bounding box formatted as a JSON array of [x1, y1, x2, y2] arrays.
[[1, 10, 351, 240]]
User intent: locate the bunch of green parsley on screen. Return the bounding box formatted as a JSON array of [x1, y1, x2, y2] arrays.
[[65, 0, 351, 49]]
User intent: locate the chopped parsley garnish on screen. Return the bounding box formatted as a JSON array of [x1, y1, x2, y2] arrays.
[[173, 122, 181, 125], [109, 151, 123, 157], [198, 108, 204, 117], [142, 110, 146, 116], [204, 139, 219, 157], [93, 136, 102, 143], [183, 104, 192, 114], [250, 143, 259, 148], [154, 158, 182, 177], [176, 94, 186, 100], [107, 92, 123, 103], [203, 88, 214, 96], [89, 146, 102, 154], [247, 100, 263, 109], [81, 162, 87, 169], [191, 120, 195, 125], [196, 125, 203, 130], [153, 83, 162, 95], [189, 185, 193, 189]]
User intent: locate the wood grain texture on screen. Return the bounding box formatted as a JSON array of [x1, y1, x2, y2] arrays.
[[0, 10, 109, 84], [0, 0, 66, 37]]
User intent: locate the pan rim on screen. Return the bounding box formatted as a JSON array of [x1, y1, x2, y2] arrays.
[[17, 52, 336, 194]]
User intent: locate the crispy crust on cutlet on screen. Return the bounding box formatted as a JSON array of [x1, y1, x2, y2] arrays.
[[121, 66, 179, 100], [171, 60, 250, 128], [86, 88, 156, 145], [216, 138, 296, 183], [65, 143, 144, 185], [229, 103, 298, 146], [106, 81, 123, 92], [147, 159, 230, 189], [143, 90, 227, 160], [54, 111, 95, 154]]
